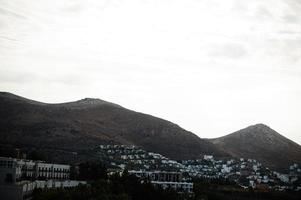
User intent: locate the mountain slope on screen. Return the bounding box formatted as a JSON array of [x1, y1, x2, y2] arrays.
[[0, 92, 226, 161], [209, 124, 301, 170]]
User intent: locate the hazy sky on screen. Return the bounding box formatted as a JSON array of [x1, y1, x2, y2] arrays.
[[0, 0, 301, 144]]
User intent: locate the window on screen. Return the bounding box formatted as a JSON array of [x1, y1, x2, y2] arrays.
[[5, 173, 13, 183], [7, 161, 13, 168]]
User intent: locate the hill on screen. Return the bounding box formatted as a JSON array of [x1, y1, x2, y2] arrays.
[[209, 124, 301, 170], [0, 92, 226, 162]]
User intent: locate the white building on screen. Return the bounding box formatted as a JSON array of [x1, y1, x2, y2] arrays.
[[0, 157, 77, 200], [128, 170, 193, 193], [0, 157, 70, 184], [36, 162, 70, 180], [151, 181, 193, 193], [203, 155, 213, 161]]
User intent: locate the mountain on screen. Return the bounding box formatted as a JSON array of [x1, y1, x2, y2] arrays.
[[0, 92, 226, 162], [209, 124, 301, 170]]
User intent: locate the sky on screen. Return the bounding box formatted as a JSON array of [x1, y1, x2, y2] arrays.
[[0, 0, 301, 144]]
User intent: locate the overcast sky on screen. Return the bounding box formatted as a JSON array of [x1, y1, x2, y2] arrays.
[[0, 0, 301, 144]]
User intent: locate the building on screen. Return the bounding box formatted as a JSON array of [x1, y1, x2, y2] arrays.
[[151, 181, 193, 193], [0, 157, 23, 184], [128, 170, 193, 193], [36, 162, 70, 180], [0, 157, 84, 200], [203, 155, 214, 161], [128, 170, 182, 182], [0, 157, 70, 184]]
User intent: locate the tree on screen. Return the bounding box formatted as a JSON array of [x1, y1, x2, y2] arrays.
[[78, 161, 107, 180]]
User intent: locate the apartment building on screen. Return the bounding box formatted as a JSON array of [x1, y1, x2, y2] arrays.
[[0, 157, 84, 200], [0, 157, 70, 184]]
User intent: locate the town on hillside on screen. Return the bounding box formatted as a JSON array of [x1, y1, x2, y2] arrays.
[[1, 144, 300, 200]]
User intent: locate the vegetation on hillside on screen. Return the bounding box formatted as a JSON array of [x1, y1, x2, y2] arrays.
[[32, 162, 301, 200]]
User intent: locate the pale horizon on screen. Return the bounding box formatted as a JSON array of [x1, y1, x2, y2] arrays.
[[1, 0, 300, 145]]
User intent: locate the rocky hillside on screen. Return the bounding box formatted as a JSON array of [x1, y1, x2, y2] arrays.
[[209, 124, 301, 170], [0, 92, 226, 161]]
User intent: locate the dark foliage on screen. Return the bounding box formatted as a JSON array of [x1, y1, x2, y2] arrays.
[[33, 165, 189, 200], [32, 162, 301, 200], [27, 150, 47, 161], [193, 178, 301, 200], [78, 161, 107, 180]]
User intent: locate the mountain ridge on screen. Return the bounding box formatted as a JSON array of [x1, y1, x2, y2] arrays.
[[209, 123, 301, 170], [0, 91, 227, 162], [0, 92, 121, 108], [1, 92, 300, 170]]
